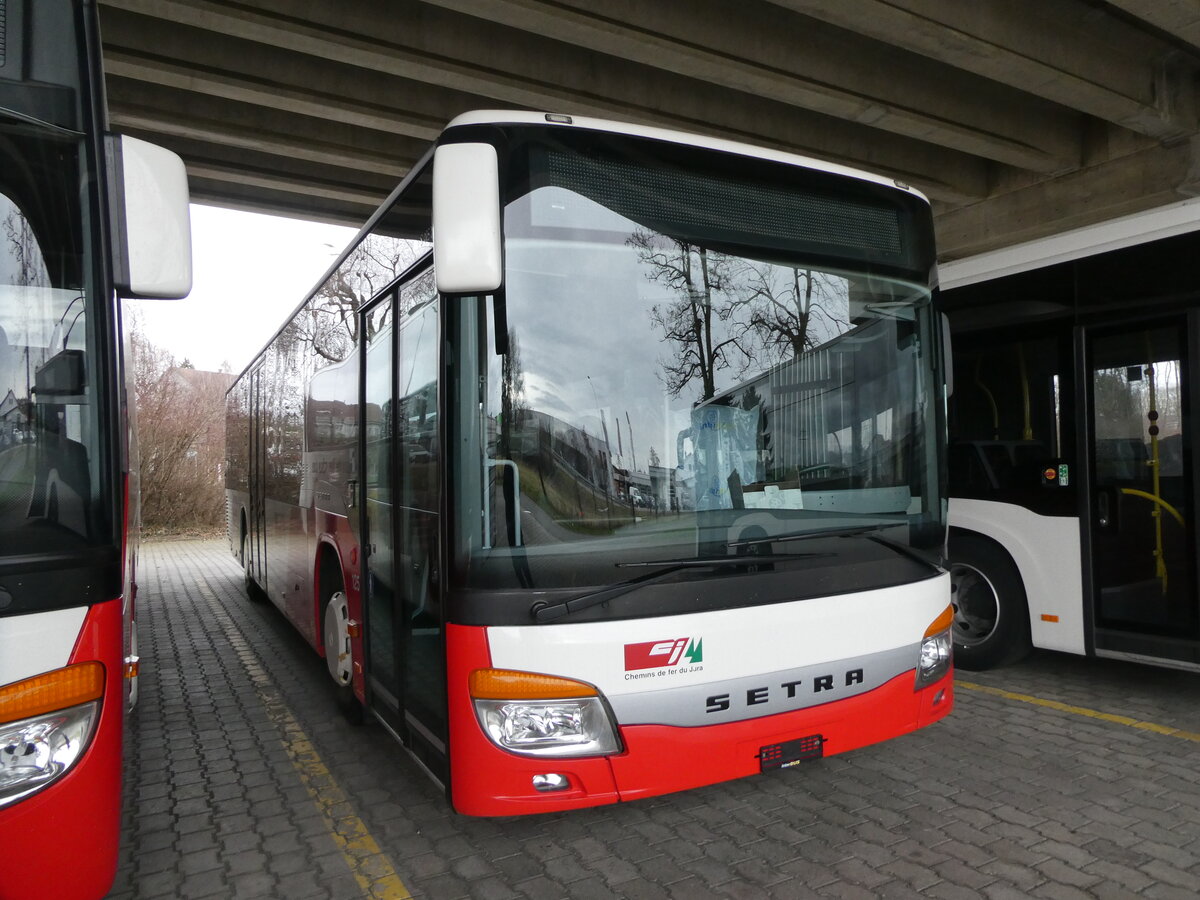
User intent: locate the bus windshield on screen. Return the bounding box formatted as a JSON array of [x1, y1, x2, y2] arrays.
[[460, 131, 942, 597], [0, 116, 109, 558]]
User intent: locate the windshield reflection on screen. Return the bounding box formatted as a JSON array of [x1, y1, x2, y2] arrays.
[[469, 184, 939, 588], [0, 140, 100, 554]]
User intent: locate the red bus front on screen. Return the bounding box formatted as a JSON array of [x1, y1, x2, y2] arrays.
[[1, 602, 130, 899], [429, 121, 952, 813], [445, 578, 952, 816]]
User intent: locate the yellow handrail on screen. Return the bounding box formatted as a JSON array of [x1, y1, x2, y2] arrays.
[[1142, 353, 1167, 593], [1120, 488, 1186, 529]]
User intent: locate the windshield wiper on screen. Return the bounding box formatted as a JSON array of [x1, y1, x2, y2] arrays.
[[0, 104, 82, 137], [728, 523, 891, 549], [530, 552, 827, 624], [729, 523, 942, 572]]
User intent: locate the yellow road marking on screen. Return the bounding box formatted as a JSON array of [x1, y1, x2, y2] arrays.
[[956, 680, 1200, 743], [196, 580, 412, 899]]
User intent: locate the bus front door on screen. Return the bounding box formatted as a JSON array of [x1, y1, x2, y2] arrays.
[[360, 276, 448, 785], [1087, 319, 1200, 661]]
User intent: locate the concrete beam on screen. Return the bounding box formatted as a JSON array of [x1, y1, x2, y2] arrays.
[[104, 51, 445, 142], [97, 0, 993, 203], [185, 161, 387, 210], [184, 175, 383, 229], [768, 0, 1198, 140], [935, 138, 1200, 259], [1105, 1, 1200, 54], [422, 0, 1080, 173], [98, 5, 496, 140], [96, 0, 1200, 261], [108, 104, 408, 178], [106, 106, 403, 221]]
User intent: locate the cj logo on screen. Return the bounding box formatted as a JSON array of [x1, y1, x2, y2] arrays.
[[624, 638, 703, 671]]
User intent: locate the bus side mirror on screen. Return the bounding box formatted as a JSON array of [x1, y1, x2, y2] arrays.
[[941, 312, 954, 397], [432, 142, 502, 295], [106, 135, 193, 299]]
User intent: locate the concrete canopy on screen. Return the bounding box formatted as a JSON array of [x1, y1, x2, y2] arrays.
[[99, 0, 1200, 260]]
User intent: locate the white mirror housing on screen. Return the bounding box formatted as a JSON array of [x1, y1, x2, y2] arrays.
[[107, 135, 192, 299], [433, 142, 503, 294]]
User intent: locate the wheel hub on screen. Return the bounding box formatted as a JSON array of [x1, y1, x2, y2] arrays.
[[323, 590, 353, 685], [949, 562, 1001, 648]]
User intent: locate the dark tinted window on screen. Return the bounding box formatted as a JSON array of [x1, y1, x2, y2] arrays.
[[0, 126, 109, 557]]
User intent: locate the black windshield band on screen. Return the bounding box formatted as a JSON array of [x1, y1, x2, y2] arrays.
[[0, 547, 120, 614], [444, 122, 937, 282]]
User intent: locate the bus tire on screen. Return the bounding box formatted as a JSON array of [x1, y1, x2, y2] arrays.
[[241, 531, 265, 603], [947, 532, 1032, 670], [322, 584, 364, 725]]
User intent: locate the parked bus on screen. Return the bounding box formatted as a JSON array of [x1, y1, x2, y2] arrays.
[[943, 199, 1200, 671], [225, 110, 953, 815], [0, 1, 191, 896]]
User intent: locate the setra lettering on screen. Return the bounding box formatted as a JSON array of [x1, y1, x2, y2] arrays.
[[706, 694, 731, 713], [704, 668, 868, 713]]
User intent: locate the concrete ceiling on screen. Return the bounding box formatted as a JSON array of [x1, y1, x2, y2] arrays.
[[98, 0, 1200, 260]]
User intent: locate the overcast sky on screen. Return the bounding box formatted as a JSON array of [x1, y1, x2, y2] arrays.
[[127, 204, 356, 375]]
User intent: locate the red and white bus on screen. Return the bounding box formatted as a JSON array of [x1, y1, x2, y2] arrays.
[[225, 111, 953, 815], [943, 199, 1200, 672], [0, 1, 191, 896]]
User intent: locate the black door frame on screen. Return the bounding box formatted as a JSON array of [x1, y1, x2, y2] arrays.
[[1081, 312, 1200, 664]]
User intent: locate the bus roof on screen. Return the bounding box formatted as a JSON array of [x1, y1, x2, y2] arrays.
[[444, 110, 929, 204], [940, 196, 1200, 292]]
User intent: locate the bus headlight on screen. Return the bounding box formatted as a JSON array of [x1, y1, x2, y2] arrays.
[[0, 662, 105, 808], [915, 605, 954, 690], [0, 704, 100, 807], [470, 669, 621, 757]]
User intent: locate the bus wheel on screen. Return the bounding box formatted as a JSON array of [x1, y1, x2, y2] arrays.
[[948, 534, 1031, 670], [323, 588, 363, 725], [241, 532, 264, 603]]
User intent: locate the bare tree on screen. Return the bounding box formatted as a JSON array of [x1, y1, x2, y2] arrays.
[[738, 265, 848, 362], [631, 230, 752, 401], [301, 235, 420, 363], [500, 328, 527, 445], [2, 200, 48, 288], [130, 318, 230, 532]]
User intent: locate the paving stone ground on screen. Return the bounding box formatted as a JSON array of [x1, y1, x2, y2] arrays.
[[106, 538, 1200, 899]]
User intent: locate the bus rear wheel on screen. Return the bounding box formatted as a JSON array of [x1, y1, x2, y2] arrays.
[[323, 587, 363, 725], [948, 533, 1031, 670]]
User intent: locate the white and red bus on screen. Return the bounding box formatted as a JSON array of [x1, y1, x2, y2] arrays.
[[0, 1, 191, 896], [225, 111, 953, 815], [943, 200, 1200, 672]]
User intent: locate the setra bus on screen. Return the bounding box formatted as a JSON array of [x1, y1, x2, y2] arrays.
[[0, 1, 192, 897], [225, 110, 953, 815], [943, 199, 1200, 671]]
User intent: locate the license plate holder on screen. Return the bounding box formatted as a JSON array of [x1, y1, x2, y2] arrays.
[[760, 734, 824, 772]]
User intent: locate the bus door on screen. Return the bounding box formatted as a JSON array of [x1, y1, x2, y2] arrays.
[[360, 273, 448, 783], [1087, 318, 1199, 658], [247, 364, 267, 589]]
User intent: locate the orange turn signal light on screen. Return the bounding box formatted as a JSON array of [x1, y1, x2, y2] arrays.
[[0, 662, 105, 725], [924, 604, 954, 638], [469, 668, 598, 700]]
